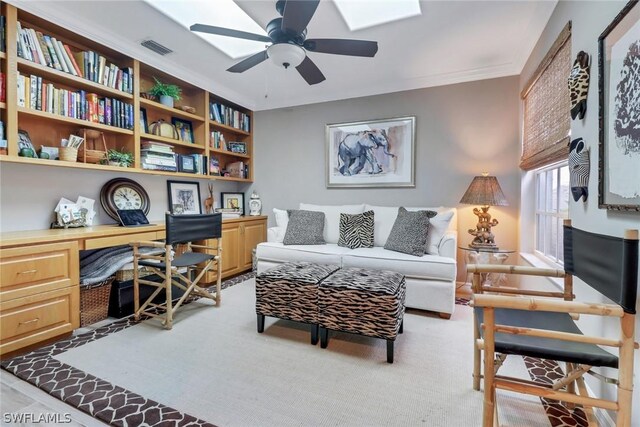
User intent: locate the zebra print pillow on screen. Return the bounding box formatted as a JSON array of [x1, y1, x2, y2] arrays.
[[283, 210, 326, 245], [384, 207, 437, 256], [338, 210, 374, 249]]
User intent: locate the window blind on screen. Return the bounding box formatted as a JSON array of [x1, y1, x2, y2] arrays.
[[520, 22, 572, 171]]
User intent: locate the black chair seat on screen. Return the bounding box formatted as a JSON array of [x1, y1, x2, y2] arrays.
[[139, 252, 214, 269], [475, 307, 618, 368]]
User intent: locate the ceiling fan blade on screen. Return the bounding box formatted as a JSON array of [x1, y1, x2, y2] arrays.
[[227, 50, 269, 73], [304, 39, 378, 57], [296, 56, 325, 85], [190, 24, 271, 43], [281, 0, 320, 35]]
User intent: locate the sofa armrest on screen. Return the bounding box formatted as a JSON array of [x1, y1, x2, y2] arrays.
[[267, 227, 285, 243], [439, 231, 457, 260]]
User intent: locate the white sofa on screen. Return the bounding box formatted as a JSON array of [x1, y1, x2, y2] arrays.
[[256, 204, 458, 318]]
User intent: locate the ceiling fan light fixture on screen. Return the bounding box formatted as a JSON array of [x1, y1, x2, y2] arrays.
[[267, 43, 305, 69]]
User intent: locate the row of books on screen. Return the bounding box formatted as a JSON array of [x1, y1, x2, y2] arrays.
[[209, 102, 250, 132], [16, 22, 134, 94], [141, 142, 208, 175], [17, 72, 134, 129], [1, 16, 6, 52], [210, 130, 226, 150]]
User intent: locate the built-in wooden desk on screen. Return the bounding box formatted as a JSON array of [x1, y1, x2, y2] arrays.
[[0, 216, 267, 356]]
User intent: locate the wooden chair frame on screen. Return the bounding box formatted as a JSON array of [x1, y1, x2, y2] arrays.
[[131, 239, 222, 330], [471, 223, 638, 427]]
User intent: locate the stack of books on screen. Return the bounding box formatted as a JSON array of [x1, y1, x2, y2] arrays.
[[141, 142, 177, 172], [16, 22, 134, 93], [210, 130, 226, 150], [209, 102, 250, 132]]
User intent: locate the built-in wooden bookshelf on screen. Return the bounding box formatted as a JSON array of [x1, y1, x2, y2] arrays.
[[0, 1, 254, 182]]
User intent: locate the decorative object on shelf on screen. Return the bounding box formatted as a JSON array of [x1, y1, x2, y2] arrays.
[[177, 154, 196, 173], [568, 50, 590, 120], [59, 135, 84, 163], [39, 146, 59, 160], [140, 92, 157, 101], [249, 190, 262, 216], [326, 116, 415, 188], [204, 183, 215, 214], [149, 119, 179, 139], [209, 157, 221, 176], [598, 0, 640, 212], [227, 141, 247, 154], [17, 129, 36, 157], [140, 108, 148, 134], [78, 129, 107, 164], [172, 118, 194, 143], [569, 137, 590, 202], [100, 178, 150, 222], [51, 196, 96, 229], [460, 173, 509, 250], [149, 77, 181, 108], [180, 105, 197, 114], [104, 148, 133, 167], [221, 192, 245, 215], [168, 180, 202, 215], [190, 0, 378, 85]]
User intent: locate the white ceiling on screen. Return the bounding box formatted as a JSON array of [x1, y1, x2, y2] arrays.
[[13, 0, 557, 111]]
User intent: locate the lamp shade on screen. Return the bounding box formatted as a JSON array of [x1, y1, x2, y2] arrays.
[[459, 175, 508, 206]]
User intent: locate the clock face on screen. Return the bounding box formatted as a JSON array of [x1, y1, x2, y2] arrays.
[[100, 178, 150, 222], [114, 186, 143, 210]]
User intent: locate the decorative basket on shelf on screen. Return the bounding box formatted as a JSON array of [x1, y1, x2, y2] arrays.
[[77, 129, 108, 164], [59, 147, 78, 162], [79, 277, 114, 327]]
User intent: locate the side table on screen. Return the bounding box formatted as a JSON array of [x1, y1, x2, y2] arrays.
[[459, 246, 515, 288]]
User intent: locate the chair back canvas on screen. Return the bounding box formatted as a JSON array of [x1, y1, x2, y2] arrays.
[[563, 226, 639, 313], [165, 213, 222, 245]]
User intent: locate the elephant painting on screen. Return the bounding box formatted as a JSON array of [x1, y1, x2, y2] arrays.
[[337, 129, 396, 176]]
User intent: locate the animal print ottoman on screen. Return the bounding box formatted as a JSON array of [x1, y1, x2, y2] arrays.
[[255, 262, 340, 344], [318, 267, 406, 363]]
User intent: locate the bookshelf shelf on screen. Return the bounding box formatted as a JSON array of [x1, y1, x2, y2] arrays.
[[214, 175, 252, 183], [140, 98, 205, 122], [0, 51, 6, 60], [209, 147, 250, 159], [17, 58, 134, 100], [17, 107, 134, 135], [140, 133, 205, 150], [209, 120, 251, 136]]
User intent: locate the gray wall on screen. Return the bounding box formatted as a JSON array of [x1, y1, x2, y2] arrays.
[[252, 76, 522, 281], [519, 1, 640, 422]]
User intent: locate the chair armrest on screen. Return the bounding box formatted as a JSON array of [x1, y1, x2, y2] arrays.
[[468, 264, 565, 278], [130, 240, 166, 249], [439, 231, 457, 259], [473, 294, 624, 317]]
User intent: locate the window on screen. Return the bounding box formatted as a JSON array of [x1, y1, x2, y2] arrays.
[[535, 162, 569, 264]]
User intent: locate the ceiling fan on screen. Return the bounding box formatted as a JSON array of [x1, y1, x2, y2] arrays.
[[190, 0, 378, 85]]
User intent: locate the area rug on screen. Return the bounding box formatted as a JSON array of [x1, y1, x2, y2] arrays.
[[2, 274, 590, 426]]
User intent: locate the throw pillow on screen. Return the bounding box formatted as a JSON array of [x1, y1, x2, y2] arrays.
[[425, 209, 455, 254], [283, 210, 326, 245], [384, 207, 437, 256], [338, 210, 374, 249], [271, 208, 289, 243]]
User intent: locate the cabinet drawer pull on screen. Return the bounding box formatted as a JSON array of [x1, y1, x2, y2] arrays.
[[17, 269, 38, 275], [19, 318, 40, 325]]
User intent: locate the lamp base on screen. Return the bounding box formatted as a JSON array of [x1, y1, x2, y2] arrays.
[[467, 205, 500, 250]]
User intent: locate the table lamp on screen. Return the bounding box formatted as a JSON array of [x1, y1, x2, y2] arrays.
[[459, 173, 508, 250]]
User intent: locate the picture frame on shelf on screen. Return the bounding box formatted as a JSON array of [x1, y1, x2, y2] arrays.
[[326, 116, 416, 188], [177, 154, 197, 174], [227, 141, 247, 154], [209, 157, 221, 176], [172, 118, 194, 144], [167, 180, 201, 215], [221, 192, 245, 215], [597, 0, 640, 211], [17, 129, 37, 157], [140, 108, 148, 134]]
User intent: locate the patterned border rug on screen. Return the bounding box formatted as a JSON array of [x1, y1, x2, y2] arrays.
[[2, 277, 589, 426]]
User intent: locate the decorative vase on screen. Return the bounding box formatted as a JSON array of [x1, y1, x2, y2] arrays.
[[159, 95, 174, 108], [249, 191, 262, 216]]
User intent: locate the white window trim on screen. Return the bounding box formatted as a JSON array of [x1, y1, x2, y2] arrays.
[[533, 161, 568, 268]]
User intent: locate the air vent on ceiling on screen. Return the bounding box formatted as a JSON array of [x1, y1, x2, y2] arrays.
[[140, 39, 173, 56]]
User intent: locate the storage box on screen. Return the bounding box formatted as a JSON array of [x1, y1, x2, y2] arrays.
[[108, 275, 186, 318]]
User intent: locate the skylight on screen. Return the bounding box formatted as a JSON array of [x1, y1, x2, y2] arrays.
[[334, 0, 422, 31], [144, 0, 267, 59]]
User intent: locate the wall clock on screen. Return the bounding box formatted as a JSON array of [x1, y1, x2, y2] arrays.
[[100, 178, 150, 221]]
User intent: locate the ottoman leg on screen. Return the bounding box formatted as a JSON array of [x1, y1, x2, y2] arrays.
[[387, 339, 394, 363], [311, 324, 319, 345], [320, 327, 329, 348], [257, 314, 265, 333], [399, 320, 404, 334]]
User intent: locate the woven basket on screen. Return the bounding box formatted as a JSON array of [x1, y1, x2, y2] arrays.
[[59, 147, 78, 162], [115, 266, 154, 282], [80, 278, 114, 327]]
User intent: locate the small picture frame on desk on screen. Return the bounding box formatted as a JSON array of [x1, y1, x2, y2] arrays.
[[167, 180, 202, 215], [221, 192, 244, 215], [172, 118, 194, 144], [178, 154, 197, 174], [140, 108, 148, 134]]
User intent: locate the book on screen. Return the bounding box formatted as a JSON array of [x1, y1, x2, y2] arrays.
[[65, 44, 82, 77], [16, 73, 25, 107], [36, 32, 53, 67], [51, 37, 69, 73], [57, 39, 77, 76], [43, 35, 62, 71]]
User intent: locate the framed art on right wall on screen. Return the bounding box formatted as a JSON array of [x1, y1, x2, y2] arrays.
[[598, 0, 640, 211]]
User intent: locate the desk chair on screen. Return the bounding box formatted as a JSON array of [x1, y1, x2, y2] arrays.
[[471, 220, 638, 426], [131, 213, 222, 329]]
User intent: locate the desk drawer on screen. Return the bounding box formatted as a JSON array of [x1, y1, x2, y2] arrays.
[[0, 287, 79, 356], [0, 242, 78, 300], [84, 232, 159, 249]]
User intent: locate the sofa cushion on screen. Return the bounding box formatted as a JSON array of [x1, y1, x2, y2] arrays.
[[384, 208, 437, 256], [299, 203, 365, 244], [256, 242, 352, 265], [342, 247, 456, 281], [284, 210, 326, 245], [338, 210, 374, 249], [270, 208, 289, 243], [421, 208, 455, 255]]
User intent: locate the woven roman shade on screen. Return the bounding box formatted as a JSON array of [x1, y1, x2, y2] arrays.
[[520, 22, 572, 171]]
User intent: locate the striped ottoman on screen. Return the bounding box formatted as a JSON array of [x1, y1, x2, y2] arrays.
[[256, 262, 340, 344], [318, 267, 406, 363]]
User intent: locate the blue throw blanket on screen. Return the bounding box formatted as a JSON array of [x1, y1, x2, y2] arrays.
[[80, 245, 164, 286]]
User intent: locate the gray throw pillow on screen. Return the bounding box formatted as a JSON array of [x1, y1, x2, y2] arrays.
[[384, 207, 437, 256], [338, 210, 374, 249], [283, 210, 326, 245]]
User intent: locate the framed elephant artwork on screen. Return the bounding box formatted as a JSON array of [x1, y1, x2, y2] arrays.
[[326, 116, 416, 188]]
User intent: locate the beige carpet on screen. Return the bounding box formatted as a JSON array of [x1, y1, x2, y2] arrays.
[[55, 279, 550, 426]]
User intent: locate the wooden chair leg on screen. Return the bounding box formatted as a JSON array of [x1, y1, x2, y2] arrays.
[[164, 261, 173, 330], [473, 312, 481, 391], [616, 313, 635, 427], [483, 308, 496, 427], [133, 246, 140, 321], [566, 362, 576, 409]]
